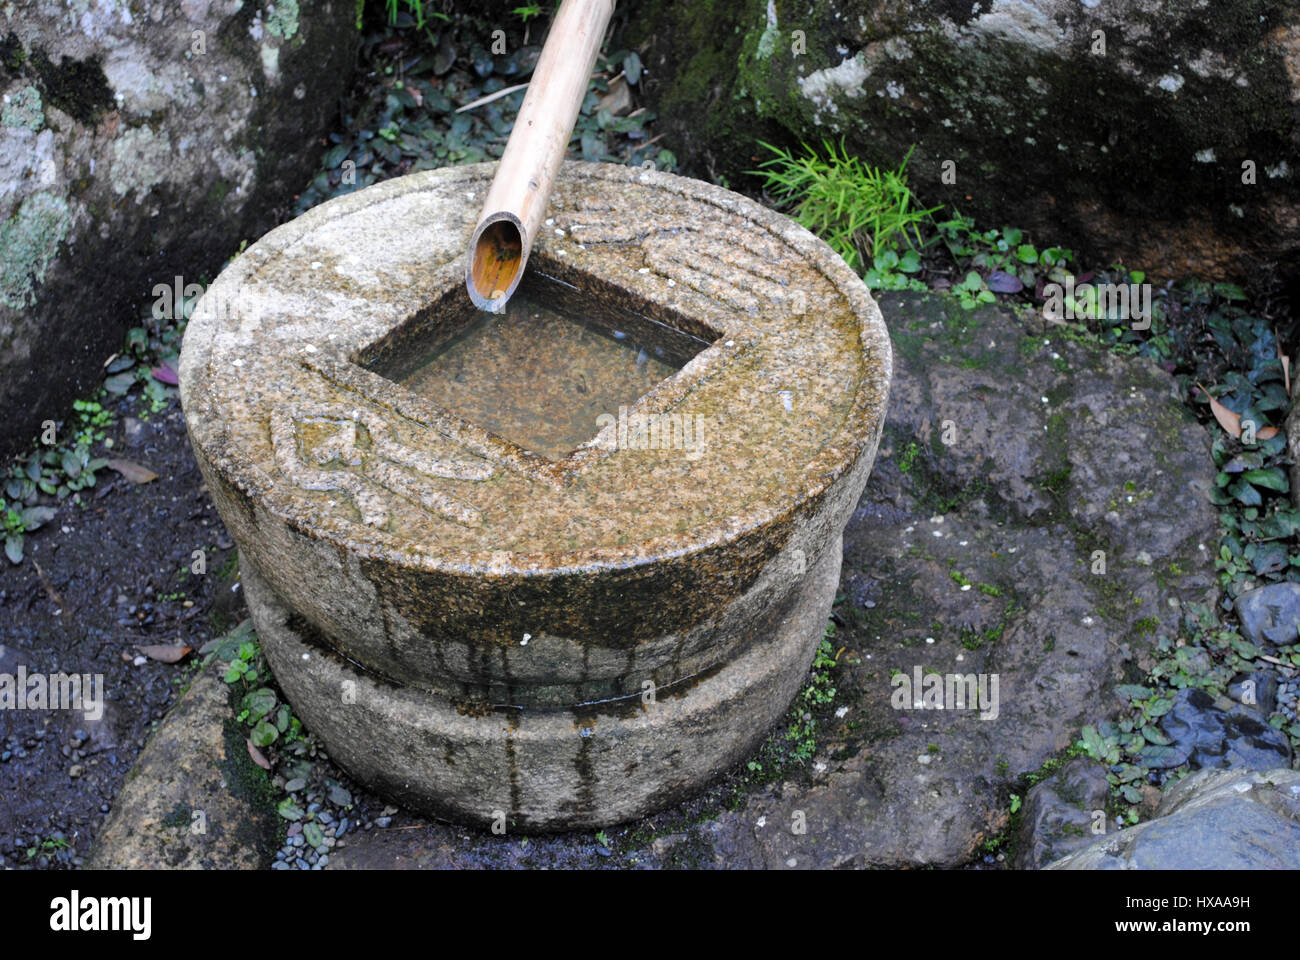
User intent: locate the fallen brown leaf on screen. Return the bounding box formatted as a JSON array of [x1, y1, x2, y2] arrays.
[[106, 458, 159, 484], [135, 643, 192, 664], [1258, 426, 1280, 440], [1197, 384, 1241, 439], [246, 739, 272, 770]]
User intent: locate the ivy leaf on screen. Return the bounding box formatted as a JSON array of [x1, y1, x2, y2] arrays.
[[1136, 744, 1185, 768], [1241, 468, 1287, 492], [1115, 684, 1153, 702], [278, 798, 304, 821], [1228, 479, 1262, 506], [622, 51, 642, 85], [1115, 763, 1145, 783], [1140, 723, 1171, 746], [1141, 696, 1175, 718], [104, 372, 136, 395], [20, 506, 55, 531], [242, 687, 278, 720]]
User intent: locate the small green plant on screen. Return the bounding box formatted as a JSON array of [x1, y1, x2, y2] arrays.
[[595, 830, 611, 847], [512, 3, 543, 20], [208, 626, 305, 750], [223, 638, 262, 685], [750, 140, 937, 272], [897, 441, 919, 473], [2, 498, 54, 564], [864, 248, 925, 292], [25, 836, 70, 860], [953, 270, 996, 311]]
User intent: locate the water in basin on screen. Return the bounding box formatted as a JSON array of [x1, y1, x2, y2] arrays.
[[367, 273, 712, 460]]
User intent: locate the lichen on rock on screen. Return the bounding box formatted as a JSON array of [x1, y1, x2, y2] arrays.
[[0, 191, 69, 310], [1, 85, 42, 131], [109, 125, 172, 200], [265, 0, 300, 40]]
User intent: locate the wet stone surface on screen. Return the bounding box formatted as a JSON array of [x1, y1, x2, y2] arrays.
[[1158, 688, 1293, 773], [1046, 767, 1300, 870]]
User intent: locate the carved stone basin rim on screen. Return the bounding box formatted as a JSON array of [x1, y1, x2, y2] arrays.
[[178, 162, 892, 577]]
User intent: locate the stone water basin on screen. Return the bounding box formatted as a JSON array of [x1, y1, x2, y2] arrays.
[[178, 162, 891, 829]]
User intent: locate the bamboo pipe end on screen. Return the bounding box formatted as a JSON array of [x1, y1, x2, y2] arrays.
[[466, 213, 526, 312]]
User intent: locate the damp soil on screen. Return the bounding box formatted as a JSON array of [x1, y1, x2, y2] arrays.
[[0, 401, 246, 869]]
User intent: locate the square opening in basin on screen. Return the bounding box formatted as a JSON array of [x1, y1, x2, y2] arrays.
[[355, 269, 716, 461]]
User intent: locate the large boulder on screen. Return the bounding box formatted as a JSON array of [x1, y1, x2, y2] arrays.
[[1046, 767, 1300, 869], [0, 0, 357, 457], [628, 0, 1300, 281]]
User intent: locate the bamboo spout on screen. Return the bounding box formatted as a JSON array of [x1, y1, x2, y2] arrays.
[[466, 0, 616, 312]]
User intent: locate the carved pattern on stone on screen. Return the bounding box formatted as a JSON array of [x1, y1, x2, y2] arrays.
[[270, 403, 492, 528], [556, 205, 793, 313]]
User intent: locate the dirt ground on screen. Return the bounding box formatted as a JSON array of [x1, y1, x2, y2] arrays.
[[0, 401, 246, 868]]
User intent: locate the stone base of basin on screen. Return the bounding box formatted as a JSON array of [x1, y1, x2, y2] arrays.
[[245, 543, 840, 831]]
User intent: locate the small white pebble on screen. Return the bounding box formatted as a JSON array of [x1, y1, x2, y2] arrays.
[[545, 218, 554, 225], [925, 636, 935, 644], [1041, 396, 1049, 404], [311, 261, 322, 269], [932, 530, 942, 537], [638, 267, 650, 273], [960, 584, 971, 591], [301, 653, 310, 660], [554, 228, 565, 237], [756, 816, 766, 828], [930, 515, 944, 524], [304, 344, 317, 353], [521, 633, 531, 646], [917, 755, 932, 765], [232, 359, 244, 367], [132, 655, 147, 666], [835, 706, 849, 718], [667, 279, 676, 287]]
